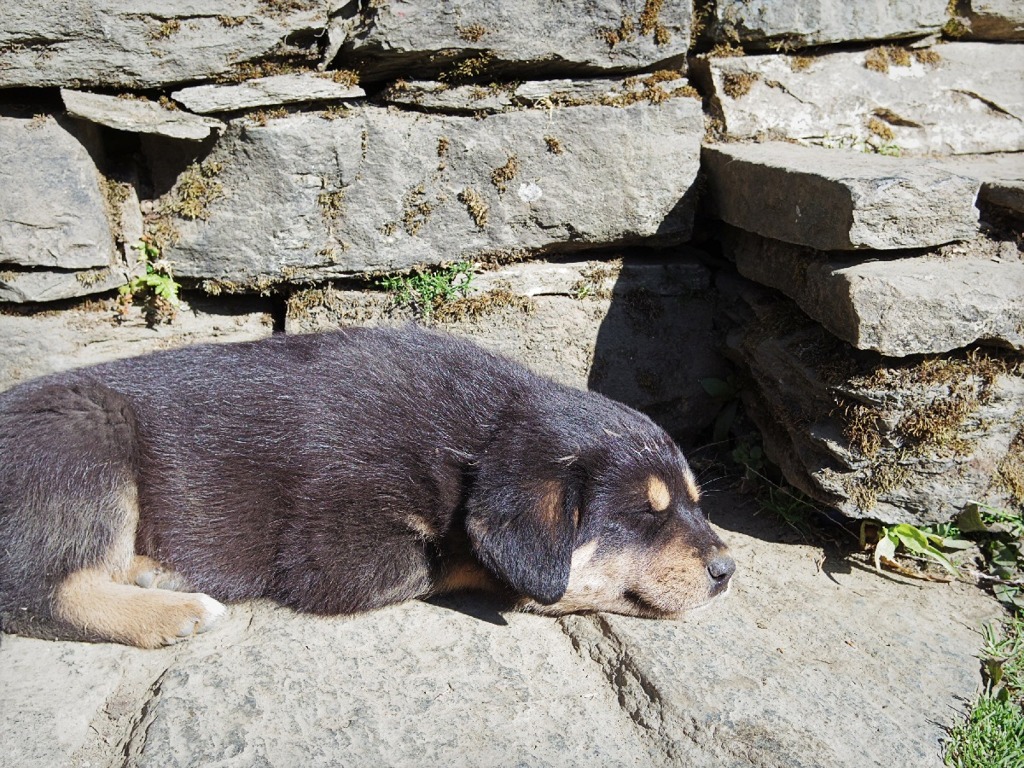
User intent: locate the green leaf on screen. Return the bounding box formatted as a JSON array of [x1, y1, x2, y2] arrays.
[[874, 534, 896, 571]]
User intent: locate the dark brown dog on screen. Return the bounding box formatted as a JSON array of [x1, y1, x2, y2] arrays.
[[0, 326, 734, 647]]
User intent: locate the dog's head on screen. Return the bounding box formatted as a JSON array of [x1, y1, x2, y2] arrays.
[[466, 388, 734, 618]]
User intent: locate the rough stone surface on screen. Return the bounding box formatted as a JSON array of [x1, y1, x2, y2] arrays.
[[286, 255, 728, 444], [380, 75, 696, 115], [0, 297, 274, 393], [171, 74, 366, 114], [722, 282, 1024, 524], [0, 264, 129, 304], [691, 42, 1024, 155], [728, 229, 1024, 356], [61, 89, 225, 141], [165, 98, 703, 281], [932, 152, 1024, 214], [337, 0, 692, 82], [0, 1, 328, 89], [703, 142, 980, 251], [962, 0, 1024, 40], [0, 492, 1000, 767], [707, 0, 948, 49], [0, 115, 115, 270]]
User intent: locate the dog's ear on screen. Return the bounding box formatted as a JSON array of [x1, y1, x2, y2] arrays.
[[466, 424, 579, 605]]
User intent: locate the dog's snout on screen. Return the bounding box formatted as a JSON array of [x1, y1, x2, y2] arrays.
[[707, 553, 736, 587]]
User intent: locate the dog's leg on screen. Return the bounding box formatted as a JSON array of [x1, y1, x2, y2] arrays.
[[0, 381, 226, 647], [126, 555, 192, 591]]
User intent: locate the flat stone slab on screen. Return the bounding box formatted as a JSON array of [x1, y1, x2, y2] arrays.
[[703, 142, 980, 251], [707, 0, 947, 49], [729, 229, 1024, 356], [0, 491, 999, 767], [0, 264, 129, 304], [691, 42, 1024, 156], [381, 75, 697, 115], [171, 74, 366, 114], [931, 152, 1024, 214], [336, 0, 692, 81], [722, 283, 1024, 524], [165, 98, 703, 280], [0, 1, 327, 89], [0, 115, 116, 270], [0, 297, 274, 393], [286, 255, 727, 444], [61, 89, 224, 141]]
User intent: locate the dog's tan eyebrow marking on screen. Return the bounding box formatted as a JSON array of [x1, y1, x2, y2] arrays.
[[682, 468, 701, 504], [646, 476, 671, 512]]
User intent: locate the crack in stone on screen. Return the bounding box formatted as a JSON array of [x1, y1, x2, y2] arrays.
[[558, 614, 678, 766], [117, 665, 173, 768]]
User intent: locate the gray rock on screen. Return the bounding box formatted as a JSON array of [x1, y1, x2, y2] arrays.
[[703, 142, 980, 251], [171, 74, 366, 114], [61, 89, 225, 141], [0, 115, 116, 270], [931, 152, 1024, 215], [0, 1, 328, 89], [380, 74, 696, 115], [285, 255, 728, 443], [724, 287, 1024, 524], [0, 491, 999, 768], [961, 0, 1024, 40], [165, 98, 703, 280], [337, 0, 692, 81], [0, 264, 129, 304], [0, 297, 274, 393], [707, 0, 948, 49], [690, 42, 1024, 156], [729, 229, 1024, 356]]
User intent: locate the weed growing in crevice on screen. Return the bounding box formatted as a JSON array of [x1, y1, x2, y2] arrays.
[[378, 261, 475, 319], [117, 238, 181, 326]]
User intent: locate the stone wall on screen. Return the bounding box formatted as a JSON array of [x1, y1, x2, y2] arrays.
[[1, 0, 1021, 525]]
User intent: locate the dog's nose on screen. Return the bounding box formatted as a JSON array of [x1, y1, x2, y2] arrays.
[[707, 554, 736, 588]]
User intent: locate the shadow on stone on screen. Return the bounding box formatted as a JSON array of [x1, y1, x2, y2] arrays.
[[424, 592, 512, 626]]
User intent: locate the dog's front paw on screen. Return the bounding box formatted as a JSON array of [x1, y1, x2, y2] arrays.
[[171, 594, 228, 641]]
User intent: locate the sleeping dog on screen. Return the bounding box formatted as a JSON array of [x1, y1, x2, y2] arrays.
[[0, 326, 734, 647]]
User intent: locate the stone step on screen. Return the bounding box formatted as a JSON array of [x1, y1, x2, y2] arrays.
[[720, 283, 1024, 524], [690, 42, 1024, 156], [706, 0, 948, 50], [164, 97, 704, 281], [726, 228, 1024, 356], [286, 255, 726, 444], [929, 152, 1024, 216], [703, 142, 980, 251], [0, 297, 274, 393]]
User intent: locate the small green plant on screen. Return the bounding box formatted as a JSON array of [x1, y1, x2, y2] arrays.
[[378, 261, 474, 319], [118, 239, 181, 326], [862, 521, 972, 577], [945, 616, 1024, 767]]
